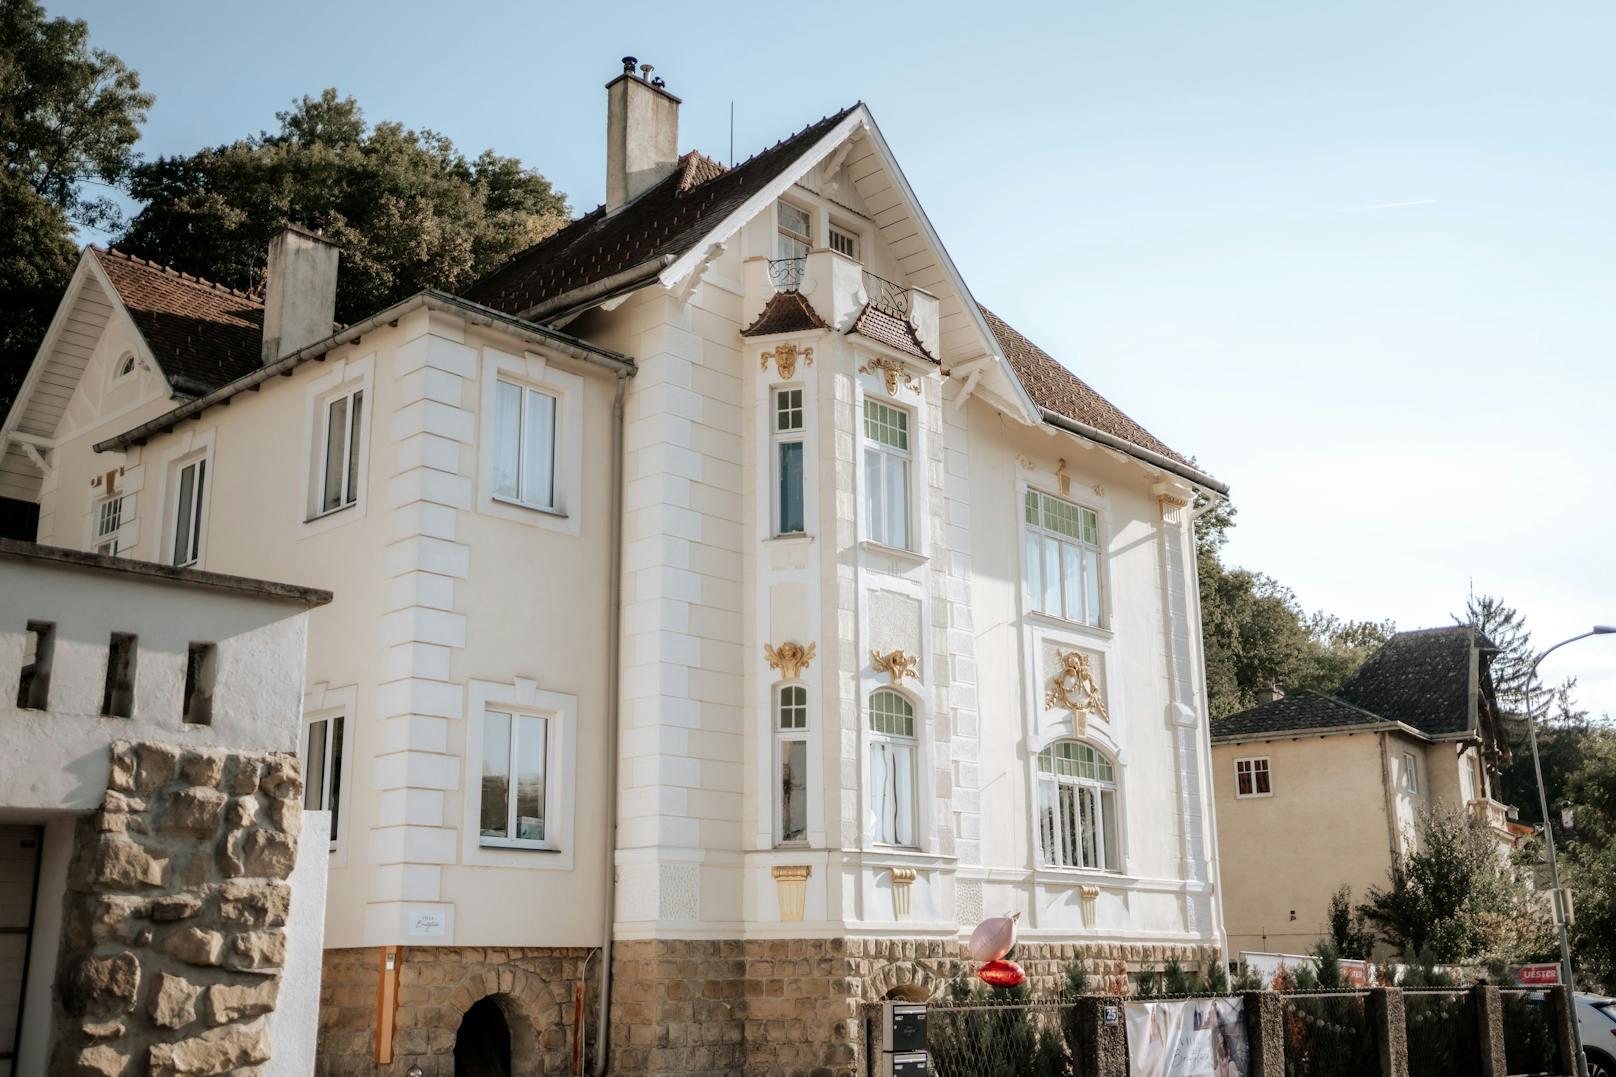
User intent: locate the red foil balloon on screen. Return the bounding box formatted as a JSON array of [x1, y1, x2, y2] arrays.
[[976, 959, 1026, 988]]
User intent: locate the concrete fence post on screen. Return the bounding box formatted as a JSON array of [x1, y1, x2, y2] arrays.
[[1546, 985, 1579, 1076], [1469, 985, 1507, 1077], [1367, 987, 1410, 1077], [1074, 996, 1128, 1077], [1243, 991, 1285, 1077]]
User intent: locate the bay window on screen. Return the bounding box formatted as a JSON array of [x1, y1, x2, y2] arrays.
[[868, 688, 916, 847], [1037, 741, 1120, 871], [1024, 489, 1103, 627], [776, 684, 808, 845], [863, 398, 910, 549], [493, 380, 557, 511]]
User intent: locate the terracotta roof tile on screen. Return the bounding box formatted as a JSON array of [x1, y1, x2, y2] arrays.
[[977, 305, 1188, 466], [742, 291, 828, 337], [465, 107, 858, 316], [847, 304, 935, 363], [93, 248, 264, 395]]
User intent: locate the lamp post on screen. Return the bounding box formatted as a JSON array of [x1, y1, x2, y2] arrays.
[[1520, 625, 1615, 1077]]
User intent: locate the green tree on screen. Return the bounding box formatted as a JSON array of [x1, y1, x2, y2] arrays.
[[1562, 727, 1616, 990], [116, 90, 570, 326], [0, 0, 152, 417], [1326, 885, 1373, 960]]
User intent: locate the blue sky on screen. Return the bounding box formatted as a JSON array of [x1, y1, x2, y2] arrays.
[[52, 0, 1616, 716]]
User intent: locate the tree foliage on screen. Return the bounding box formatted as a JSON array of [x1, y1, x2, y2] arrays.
[[1561, 727, 1616, 990], [0, 0, 151, 417], [1326, 885, 1374, 960], [116, 90, 570, 325], [1196, 492, 1394, 717]]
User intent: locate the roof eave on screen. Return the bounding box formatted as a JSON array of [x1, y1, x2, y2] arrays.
[[1211, 719, 1431, 747], [1039, 407, 1229, 496]]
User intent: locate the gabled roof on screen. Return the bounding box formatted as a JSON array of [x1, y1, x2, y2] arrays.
[[1338, 626, 1490, 738], [466, 108, 858, 317], [92, 248, 265, 397], [1210, 692, 1387, 740], [847, 304, 935, 363], [742, 291, 828, 337]]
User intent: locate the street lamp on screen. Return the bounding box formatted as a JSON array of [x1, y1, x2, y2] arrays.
[[1521, 625, 1615, 1077]]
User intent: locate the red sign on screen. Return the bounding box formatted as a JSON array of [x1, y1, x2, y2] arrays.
[[1513, 964, 1562, 987]]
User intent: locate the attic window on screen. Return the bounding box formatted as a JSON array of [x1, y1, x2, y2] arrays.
[[110, 352, 139, 386], [829, 226, 858, 260]]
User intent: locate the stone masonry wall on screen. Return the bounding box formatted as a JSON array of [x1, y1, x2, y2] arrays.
[[611, 937, 1221, 1077], [53, 740, 303, 1076], [316, 946, 597, 1076]]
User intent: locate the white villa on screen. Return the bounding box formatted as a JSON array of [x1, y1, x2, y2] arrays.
[[0, 59, 1230, 1076]]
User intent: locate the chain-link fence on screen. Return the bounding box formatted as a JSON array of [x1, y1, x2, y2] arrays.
[[1500, 990, 1560, 1076], [1404, 988, 1479, 1077], [922, 997, 1078, 1077], [1280, 990, 1377, 1077]]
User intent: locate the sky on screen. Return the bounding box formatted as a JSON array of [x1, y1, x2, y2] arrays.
[[49, 0, 1616, 716]]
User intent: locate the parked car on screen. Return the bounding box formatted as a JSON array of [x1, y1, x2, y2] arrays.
[[1579, 994, 1616, 1077]]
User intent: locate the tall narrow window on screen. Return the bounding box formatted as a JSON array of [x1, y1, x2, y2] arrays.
[[776, 202, 811, 262], [171, 458, 206, 566], [1036, 741, 1119, 870], [774, 388, 805, 535], [862, 399, 910, 549], [776, 684, 808, 845], [1234, 757, 1272, 798], [101, 632, 137, 718], [304, 715, 345, 849], [182, 643, 216, 725], [95, 495, 123, 556], [16, 622, 54, 710], [868, 689, 916, 847], [493, 380, 557, 511], [1403, 752, 1419, 794], [318, 388, 364, 514], [1023, 489, 1104, 626], [480, 709, 549, 848]]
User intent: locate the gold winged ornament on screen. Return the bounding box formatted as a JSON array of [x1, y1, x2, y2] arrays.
[[1045, 649, 1109, 736], [763, 641, 816, 680]]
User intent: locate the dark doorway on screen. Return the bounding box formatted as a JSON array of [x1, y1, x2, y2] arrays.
[[454, 997, 512, 1077]]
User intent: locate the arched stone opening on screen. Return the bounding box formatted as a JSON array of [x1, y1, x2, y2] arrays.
[[451, 992, 546, 1077]]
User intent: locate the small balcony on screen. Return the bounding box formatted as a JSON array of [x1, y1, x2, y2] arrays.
[[743, 249, 939, 359]]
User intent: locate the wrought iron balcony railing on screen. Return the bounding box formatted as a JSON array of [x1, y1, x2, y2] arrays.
[[862, 270, 911, 319], [768, 257, 806, 292]]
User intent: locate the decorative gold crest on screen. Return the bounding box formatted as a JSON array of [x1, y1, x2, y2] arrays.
[[859, 356, 919, 396], [1045, 648, 1109, 736], [763, 640, 816, 680], [761, 342, 814, 380], [871, 648, 919, 684]]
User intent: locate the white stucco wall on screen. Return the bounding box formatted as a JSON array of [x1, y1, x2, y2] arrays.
[[266, 810, 331, 1077]]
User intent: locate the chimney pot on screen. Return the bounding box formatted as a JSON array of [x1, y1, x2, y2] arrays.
[[605, 59, 680, 212], [260, 225, 339, 365], [1256, 682, 1285, 706]]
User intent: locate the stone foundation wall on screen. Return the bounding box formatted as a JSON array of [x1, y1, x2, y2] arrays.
[[52, 740, 303, 1076], [316, 945, 596, 1076], [610, 937, 1220, 1077]]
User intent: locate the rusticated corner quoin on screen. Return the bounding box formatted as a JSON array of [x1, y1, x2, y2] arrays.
[[52, 740, 302, 1076]]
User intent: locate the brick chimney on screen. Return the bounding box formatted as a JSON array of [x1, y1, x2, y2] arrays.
[[260, 225, 338, 365], [605, 56, 680, 212], [1256, 682, 1285, 706]]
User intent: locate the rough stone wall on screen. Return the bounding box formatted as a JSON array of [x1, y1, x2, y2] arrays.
[[610, 937, 1221, 1077], [315, 945, 596, 1076], [53, 740, 303, 1076]]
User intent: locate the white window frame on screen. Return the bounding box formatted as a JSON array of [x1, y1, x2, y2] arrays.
[[776, 200, 811, 262], [108, 350, 140, 389], [1023, 487, 1106, 628], [492, 378, 559, 512], [477, 349, 584, 536], [862, 397, 912, 551], [772, 386, 806, 536], [1234, 756, 1273, 799], [297, 353, 373, 536], [159, 436, 213, 569], [477, 708, 553, 850], [1403, 751, 1419, 794], [313, 384, 365, 518], [303, 713, 345, 851], [828, 223, 859, 260], [1036, 740, 1122, 871], [301, 683, 356, 863], [462, 679, 577, 869], [867, 688, 918, 848], [94, 493, 124, 556], [774, 682, 809, 846]]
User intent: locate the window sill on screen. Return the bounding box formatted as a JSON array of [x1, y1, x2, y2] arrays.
[[492, 495, 568, 520], [479, 838, 560, 852], [1025, 609, 1112, 639], [1035, 865, 1130, 883], [767, 532, 814, 545], [1234, 793, 1274, 800], [858, 540, 927, 566], [304, 502, 357, 525]]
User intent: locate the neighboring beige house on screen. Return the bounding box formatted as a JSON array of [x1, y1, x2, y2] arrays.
[[2, 60, 1233, 1075], [0, 539, 331, 1075], [1210, 625, 1522, 959]]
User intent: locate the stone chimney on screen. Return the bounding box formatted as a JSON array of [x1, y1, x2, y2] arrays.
[[260, 225, 339, 365], [1256, 682, 1285, 706], [605, 56, 681, 212]]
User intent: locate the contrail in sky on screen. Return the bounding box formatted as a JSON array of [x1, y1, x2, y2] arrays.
[[1323, 198, 1441, 213]]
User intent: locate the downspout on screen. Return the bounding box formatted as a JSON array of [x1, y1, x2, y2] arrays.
[[593, 371, 628, 1077], [1378, 732, 1402, 862]]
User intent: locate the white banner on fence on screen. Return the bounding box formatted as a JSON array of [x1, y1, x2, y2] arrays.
[[1124, 998, 1249, 1077]]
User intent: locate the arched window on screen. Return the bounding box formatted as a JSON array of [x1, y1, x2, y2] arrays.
[[776, 684, 808, 845], [1036, 741, 1120, 871], [109, 352, 138, 386], [868, 689, 916, 847]]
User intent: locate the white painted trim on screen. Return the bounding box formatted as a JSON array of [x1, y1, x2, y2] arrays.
[[297, 352, 375, 538], [461, 678, 577, 871], [474, 348, 584, 536], [1233, 755, 1274, 800], [302, 682, 359, 865], [153, 428, 216, 568]]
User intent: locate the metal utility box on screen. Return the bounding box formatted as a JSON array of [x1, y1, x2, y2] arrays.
[[879, 1002, 927, 1053], [878, 1052, 930, 1076]]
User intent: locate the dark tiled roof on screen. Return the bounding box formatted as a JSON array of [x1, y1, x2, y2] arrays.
[[1338, 626, 1481, 737], [466, 107, 858, 316], [848, 304, 935, 362], [977, 305, 1187, 465], [742, 291, 828, 336], [93, 249, 264, 396], [1210, 693, 1387, 740]]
